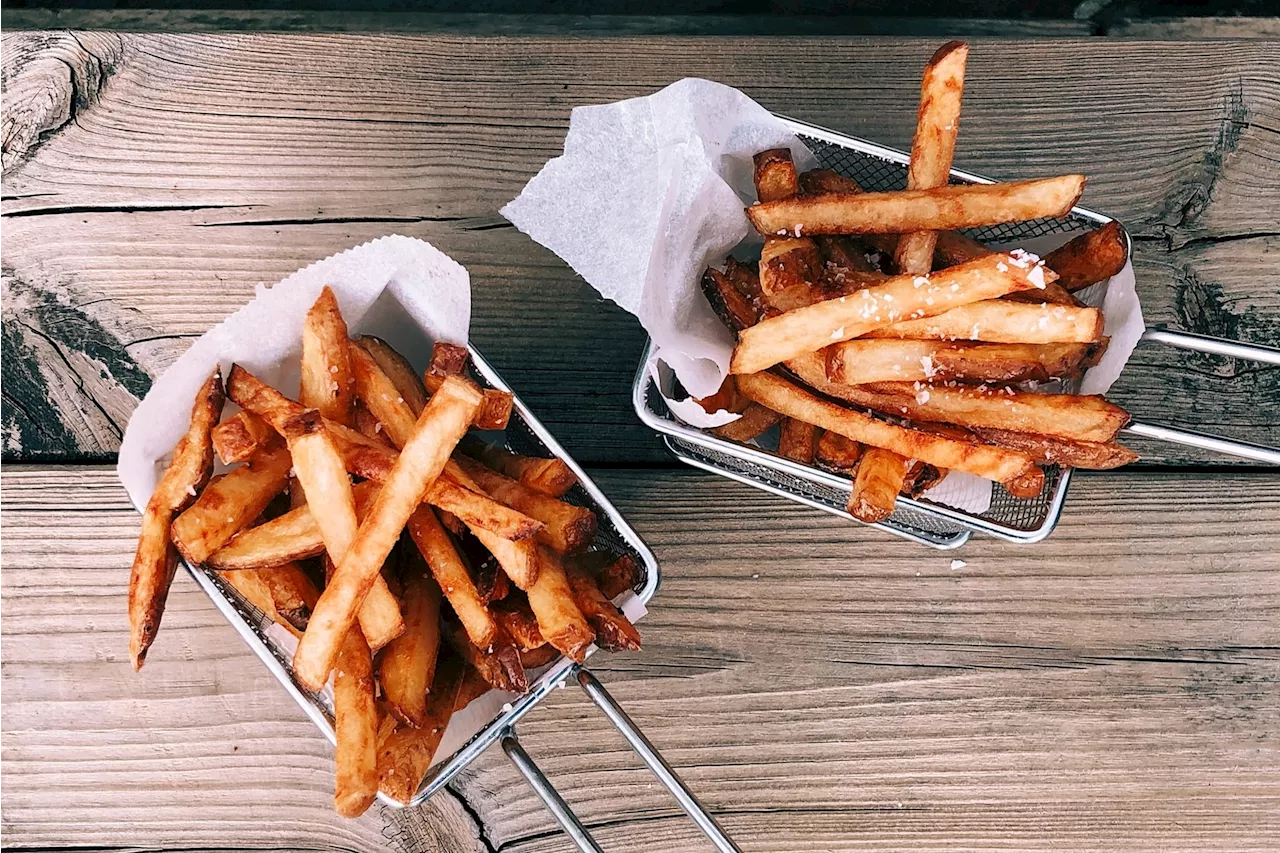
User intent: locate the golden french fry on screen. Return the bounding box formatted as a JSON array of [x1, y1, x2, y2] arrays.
[[355, 336, 428, 416], [255, 561, 321, 633], [848, 448, 907, 523], [863, 299, 1103, 343], [972, 427, 1139, 470], [405, 505, 499, 651], [710, 403, 783, 442], [300, 286, 355, 423], [211, 410, 273, 465], [759, 236, 826, 311], [377, 654, 463, 804], [895, 40, 968, 274], [129, 369, 224, 669], [170, 440, 292, 566], [753, 148, 800, 201], [332, 624, 378, 818], [527, 548, 595, 662], [747, 175, 1085, 237], [219, 569, 281, 626], [1044, 221, 1129, 292], [458, 435, 580, 498], [815, 430, 862, 474], [737, 371, 1035, 482], [423, 342, 512, 430], [378, 548, 442, 728], [444, 461, 542, 590], [453, 457, 597, 555], [351, 343, 419, 449], [777, 417, 818, 463], [825, 340, 1094, 385], [563, 565, 641, 653], [294, 376, 482, 692], [731, 252, 1055, 374]]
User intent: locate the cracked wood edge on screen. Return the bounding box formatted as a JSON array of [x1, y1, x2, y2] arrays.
[[3, 465, 1279, 851], [1, 33, 1277, 464]]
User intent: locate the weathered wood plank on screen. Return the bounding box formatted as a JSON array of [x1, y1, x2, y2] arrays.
[[3, 465, 1278, 851], [2, 33, 1277, 464]]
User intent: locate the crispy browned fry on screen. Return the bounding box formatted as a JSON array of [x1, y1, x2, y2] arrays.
[[1003, 466, 1046, 498], [352, 399, 394, 447], [170, 440, 292, 566], [848, 447, 907, 523], [777, 417, 818, 463], [219, 569, 281, 626], [423, 342, 512, 430], [445, 462, 541, 591], [300, 287, 355, 423], [972, 427, 1139, 469], [405, 505, 498, 650], [895, 41, 969, 274], [207, 481, 379, 570], [859, 381, 1131, 443], [747, 176, 1085, 237], [294, 376, 482, 692], [355, 336, 428, 415], [693, 376, 750, 416], [933, 230, 990, 268], [351, 343, 419, 449], [454, 456, 597, 555], [212, 410, 273, 465], [863, 299, 1104, 343], [493, 595, 546, 651], [737, 371, 1034, 482], [377, 656, 463, 803], [815, 430, 862, 474], [710, 403, 783, 442], [901, 461, 948, 498], [702, 266, 761, 333], [472, 554, 510, 602], [816, 235, 881, 275], [333, 624, 378, 818], [255, 561, 321, 633], [1044, 221, 1128, 292], [759, 237, 825, 311], [798, 168, 861, 197], [567, 552, 641, 600], [753, 148, 800, 201], [1003, 279, 1083, 307], [724, 257, 766, 303], [130, 370, 224, 669], [564, 565, 641, 652], [732, 252, 1054, 374], [825, 340, 1094, 385], [443, 620, 527, 692], [527, 548, 595, 662], [378, 549, 442, 728], [458, 436, 579, 498], [520, 644, 561, 669]]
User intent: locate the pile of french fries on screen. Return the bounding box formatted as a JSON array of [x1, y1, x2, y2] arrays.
[[697, 40, 1137, 523], [127, 287, 642, 816]]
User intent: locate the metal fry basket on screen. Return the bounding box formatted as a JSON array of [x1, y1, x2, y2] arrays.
[[633, 116, 1280, 549], [186, 346, 741, 853]]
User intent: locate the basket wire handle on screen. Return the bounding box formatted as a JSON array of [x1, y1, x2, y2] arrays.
[[500, 665, 742, 853], [1124, 328, 1280, 465]]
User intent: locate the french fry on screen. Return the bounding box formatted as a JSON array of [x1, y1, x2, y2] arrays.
[[724, 256, 766, 303], [332, 623, 378, 818], [1003, 279, 1083, 307], [493, 595, 546, 651], [863, 299, 1103, 343], [129, 369, 224, 669], [206, 481, 378, 570], [294, 376, 482, 692], [815, 430, 862, 474], [895, 40, 969, 274], [300, 286, 355, 423], [731, 252, 1055, 374], [816, 235, 882, 275], [747, 175, 1085, 237], [170, 440, 292, 566], [378, 547, 442, 727], [710, 403, 783, 442], [453, 456, 597, 555], [857, 381, 1131, 443], [445, 461, 542, 590], [566, 551, 642, 600], [443, 620, 527, 692], [405, 505, 499, 650], [702, 266, 763, 332], [457, 435, 579, 498], [352, 399, 394, 447], [470, 550, 511, 603], [1003, 465, 1046, 498], [825, 340, 1095, 385], [354, 336, 428, 415], [527, 548, 595, 662], [932, 230, 990, 268], [377, 656, 463, 803], [520, 644, 562, 669], [454, 664, 493, 712], [564, 565, 641, 653], [777, 417, 819, 463], [1044, 221, 1128, 292], [848, 447, 907, 523], [753, 147, 800, 201], [212, 410, 273, 465], [351, 343, 419, 449], [759, 237, 826, 311], [255, 561, 321, 633], [219, 569, 281, 627], [901, 461, 948, 498], [423, 342, 513, 431], [972, 427, 1139, 469], [693, 376, 750, 417], [737, 371, 1035, 482]]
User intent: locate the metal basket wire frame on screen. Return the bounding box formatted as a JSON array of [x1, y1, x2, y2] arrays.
[[186, 345, 740, 853]]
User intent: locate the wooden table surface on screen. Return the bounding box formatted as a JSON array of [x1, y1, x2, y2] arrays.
[[3, 27, 1278, 853]]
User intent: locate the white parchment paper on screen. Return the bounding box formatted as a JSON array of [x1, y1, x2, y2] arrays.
[[503, 80, 1144, 515], [115, 234, 646, 783]]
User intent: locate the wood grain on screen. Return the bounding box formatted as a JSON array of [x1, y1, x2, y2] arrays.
[[4, 465, 1278, 851], [3, 33, 1278, 464]]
